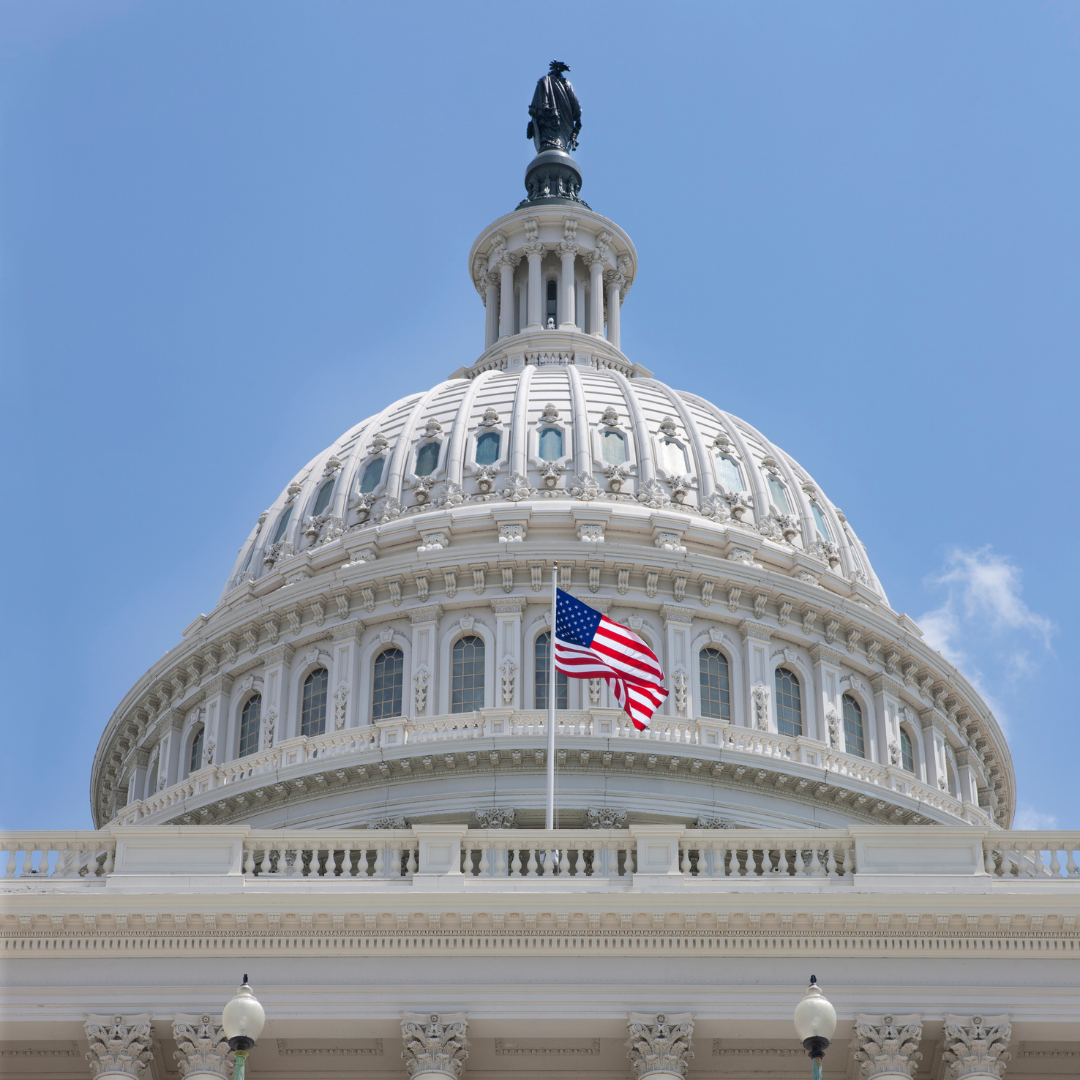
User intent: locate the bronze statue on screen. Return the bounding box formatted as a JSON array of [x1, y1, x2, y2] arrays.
[[527, 60, 581, 154]]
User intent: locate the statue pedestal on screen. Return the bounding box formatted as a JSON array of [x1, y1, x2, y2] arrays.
[[520, 150, 586, 207]]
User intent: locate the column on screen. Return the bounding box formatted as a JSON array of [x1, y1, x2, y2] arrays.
[[941, 1015, 1011, 1079], [626, 1013, 695, 1080], [491, 596, 525, 710], [128, 748, 149, 804], [516, 282, 527, 333], [557, 241, 578, 329], [484, 272, 499, 348], [410, 605, 443, 718], [955, 748, 979, 806], [401, 1012, 469, 1080], [852, 1015, 923, 1080], [330, 619, 364, 730], [260, 644, 294, 746], [202, 674, 233, 767], [159, 710, 184, 788], [498, 254, 519, 339], [575, 276, 586, 331], [920, 710, 947, 792], [809, 644, 845, 746], [85, 1014, 155, 1080], [604, 270, 624, 349], [524, 240, 544, 329], [871, 674, 903, 768], [586, 251, 605, 337], [172, 1014, 231, 1080], [739, 619, 773, 731]]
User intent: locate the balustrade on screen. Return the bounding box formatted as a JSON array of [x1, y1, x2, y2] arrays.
[[1, 833, 115, 879], [982, 834, 1080, 879]]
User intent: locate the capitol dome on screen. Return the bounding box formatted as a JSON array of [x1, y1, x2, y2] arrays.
[[90, 115, 1013, 836]]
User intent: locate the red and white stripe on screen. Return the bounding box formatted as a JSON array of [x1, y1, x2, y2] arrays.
[[554, 615, 668, 730]]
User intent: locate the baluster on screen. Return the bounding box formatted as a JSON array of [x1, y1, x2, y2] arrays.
[[342, 845, 354, 878], [511, 847, 523, 876], [841, 843, 854, 877], [984, 842, 996, 876], [1048, 848, 1061, 876], [391, 845, 402, 877], [609, 841, 622, 880], [101, 843, 115, 876], [736, 841, 748, 877], [262, 843, 273, 875], [777, 846, 790, 876], [826, 843, 838, 878], [718, 840, 731, 877], [1066, 848, 1078, 877], [681, 845, 692, 878], [795, 848, 807, 876], [55, 844, 72, 879], [587, 841, 600, 877], [242, 844, 255, 876], [526, 845, 539, 878], [810, 847, 825, 877], [406, 845, 417, 877], [373, 842, 384, 878], [3, 844, 16, 878], [558, 846, 570, 876], [1022, 842, 1036, 878], [478, 842, 490, 877]]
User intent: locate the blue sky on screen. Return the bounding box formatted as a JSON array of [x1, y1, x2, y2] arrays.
[[2, 2, 1077, 830]]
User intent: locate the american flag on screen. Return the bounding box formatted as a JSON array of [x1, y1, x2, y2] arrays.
[[553, 589, 668, 730]]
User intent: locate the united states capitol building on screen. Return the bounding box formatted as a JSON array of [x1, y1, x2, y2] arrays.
[[2, 65, 1077, 1080]]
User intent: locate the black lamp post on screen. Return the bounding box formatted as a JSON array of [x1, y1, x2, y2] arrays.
[[793, 975, 837, 1080], [222, 975, 266, 1080]]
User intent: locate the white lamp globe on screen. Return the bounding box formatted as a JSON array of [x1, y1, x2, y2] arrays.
[[222, 976, 266, 1047], [793, 976, 837, 1043]]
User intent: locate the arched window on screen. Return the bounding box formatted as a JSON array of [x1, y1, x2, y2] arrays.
[[538, 428, 563, 461], [660, 438, 688, 474], [239, 694, 261, 758], [451, 636, 485, 713], [774, 667, 803, 737], [810, 501, 831, 541], [767, 475, 791, 515], [415, 442, 440, 477], [842, 693, 865, 758], [546, 278, 557, 327], [601, 429, 627, 464], [715, 453, 743, 492], [359, 457, 384, 494], [699, 648, 731, 720], [301, 668, 329, 737], [900, 728, 915, 773], [311, 478, 335, 518], [534, 632, 568, 709], [189, 726, 204, 773], [475, 431, 501, 465], [372, 648, 404, 720], [272, 505, 293, 544]]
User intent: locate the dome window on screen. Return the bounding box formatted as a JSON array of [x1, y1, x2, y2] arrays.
[[452, 636, 485, 713], [767, 475, 791, 515], [660, 438, 689, 475], [601, 429, 627, 464], [311, 478, 335, 518], [715, 453, 744, 492], [189, 726, 204, 774], [239, 694, 261, 759], [271, 506, 293, 544], [546, 278, 558, 328], [534, 632, 568, 709], [774, 667, 803, 737], [811, 501, 832, 541], [538, 428, 563, 462], [359, 457, 385, 494], [372, 648, 404, 720], [476, 431, 501, 466], [900, 728, 915, 773], [415, 441, 441, 477], [699, 648, 731, 721], [842, 693, 866, 759], [301, 668, 329, 738]]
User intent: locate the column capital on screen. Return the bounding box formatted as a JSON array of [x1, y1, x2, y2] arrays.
[[556, 240, 579, 259], [941, 1015, 1011, 1079], [523, 239, 545, 259], [171, 1014, 232, 1079], [401, 1012, 469, 1079], [852, 1014, 923, 1079], [626, 1012, 695, 1080], [84, 1014, 154, 1079]]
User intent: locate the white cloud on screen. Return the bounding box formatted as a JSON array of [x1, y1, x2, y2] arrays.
[[1013, 803, 1058, 830]]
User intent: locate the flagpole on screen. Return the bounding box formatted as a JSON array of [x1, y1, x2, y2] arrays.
[[546, 562, 557, 830]]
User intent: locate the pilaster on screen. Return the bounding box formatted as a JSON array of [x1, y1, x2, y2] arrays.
[[201, 674, 233, 768], [171, 1014, 232, 1080], [626, 1012, 694, 1080], [809, 643, 844, 746], [410, 606, 443, 717], [401, 1012, 469, 1080], [739, 620, 772, 731], [84, 1014, 154, 1079], [941, 1015, 1012, 1079], [870, 674, 903, 770], [490, 597, 525, 710], [261, 644, 294, 746], [330, 619, 364, 729], [920, 710, 948, 792], [852, 1014, 923, 1079], [661, 606, 693, 718]]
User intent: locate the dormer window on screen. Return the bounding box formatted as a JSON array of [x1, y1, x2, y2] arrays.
[[811, 501, 832, 541], [359, 457, 384, 493], [660, 438, 688, 474], [767, 474, 791, 515], [538, 428, 563, 461], [601, 429, 627, 464], [546, 279, 557, 327], [311, 478, 335, 517], [415, 441, 440, 476], [271, 505, 293, 544], [715, 453, 743, 492], [476, 431, 501, 465]]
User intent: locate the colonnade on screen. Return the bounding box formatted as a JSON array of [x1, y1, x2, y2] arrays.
[[83, 1009, 1013, 1080]]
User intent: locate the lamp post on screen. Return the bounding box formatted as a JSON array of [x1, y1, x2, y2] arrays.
[[222, 975, 265, 1080], [793, 975, 837, 1080]]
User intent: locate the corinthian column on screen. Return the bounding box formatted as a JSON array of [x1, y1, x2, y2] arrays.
[[852, 1015, 923, 1080], [498, 254, 520, 339], [586, 250, 605, 337], [626, 1013, 694, 1080], [941, 1015, 1012, 1080], [523, 230, 544, 329], [604, 269, 625, 349], [172, 1014, 232, 1080], [557, 240, 579, 329], [84, 1014, 154, 1080], [401, 1012, 469, 1080], [484, 273, 500, 348]]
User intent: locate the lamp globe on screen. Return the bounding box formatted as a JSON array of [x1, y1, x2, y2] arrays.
[[222, 975, 266, 1053], [793, 975, 836, 1074]]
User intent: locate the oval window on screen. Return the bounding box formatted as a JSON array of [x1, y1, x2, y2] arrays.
[[715, 453, 743, 492], [538, 428, 563, 461], [811, 502, 831, 541], [272, 505, 293, 544], [767, 474, 791, 515], [476, 431, 501, 465], [661, 438, 688, 475], [359, 457, 384, 493], [601, 429, 627, 464], [415, 441, 440, 477], [311, 478, 335, 517]]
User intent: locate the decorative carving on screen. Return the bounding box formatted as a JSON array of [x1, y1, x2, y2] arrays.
[[333, 684, 349, 730], [263, 708, 276, 749], [626, 1013, 695, 1080], [601, 406, 620, 426], [668, 475, 692, 503], [475, 808, 516, 829], [722, 491, 753, 521], [852, 1015, 923, 1080], [941, 1015, 1011, 1079], [172, 1014, 232, 1079], [618, 568, 630, 594], [499, 659, 517, 705], [472, 568, 486, 594], [751, 685, 770, 730], [589, 678, 601, 704], [531, 565, 544, 591], [85, 1014, 154, 1078], [654, 531, 686, 553], [726, 548, 756, 567], [645, 572, 659, 598], [474, 465, 499, 493], [637, 478, 669, 508], [826, 704, 840, 748], [400, 1013, 469, 1080], [578, 523, 605, 543], [727, 586, 741, 613], [700, 580, 714, 606], [824, 617, 840, 644], [438, 481, 467, 508], [413, 668, 430, 714], [587, 806, 627, 828], [603, 462, 632, 492], [571, 473, 601, 500], [693, 815, 735, 829], [889, 740, 901, 766], [444, 572, 457, 598], [698, 493, 731, 521], [672, 573, 687, 603], [501, 473, 534, 501], [673, 669, 688, 714], [370, 816, 408, 830]]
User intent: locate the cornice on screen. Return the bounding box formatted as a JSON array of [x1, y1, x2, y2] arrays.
[[738, 619, 772, 642], [659, 605, 693, 625], [809, 643, 846, 667], [489, 597, 526, 614]]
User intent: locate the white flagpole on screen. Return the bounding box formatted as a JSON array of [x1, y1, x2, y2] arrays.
[[546, 562, 557, 830]]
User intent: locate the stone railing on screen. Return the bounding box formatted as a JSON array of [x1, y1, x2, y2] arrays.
[[3, 827, 1078, 891], [109, 709, 987, 827]]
